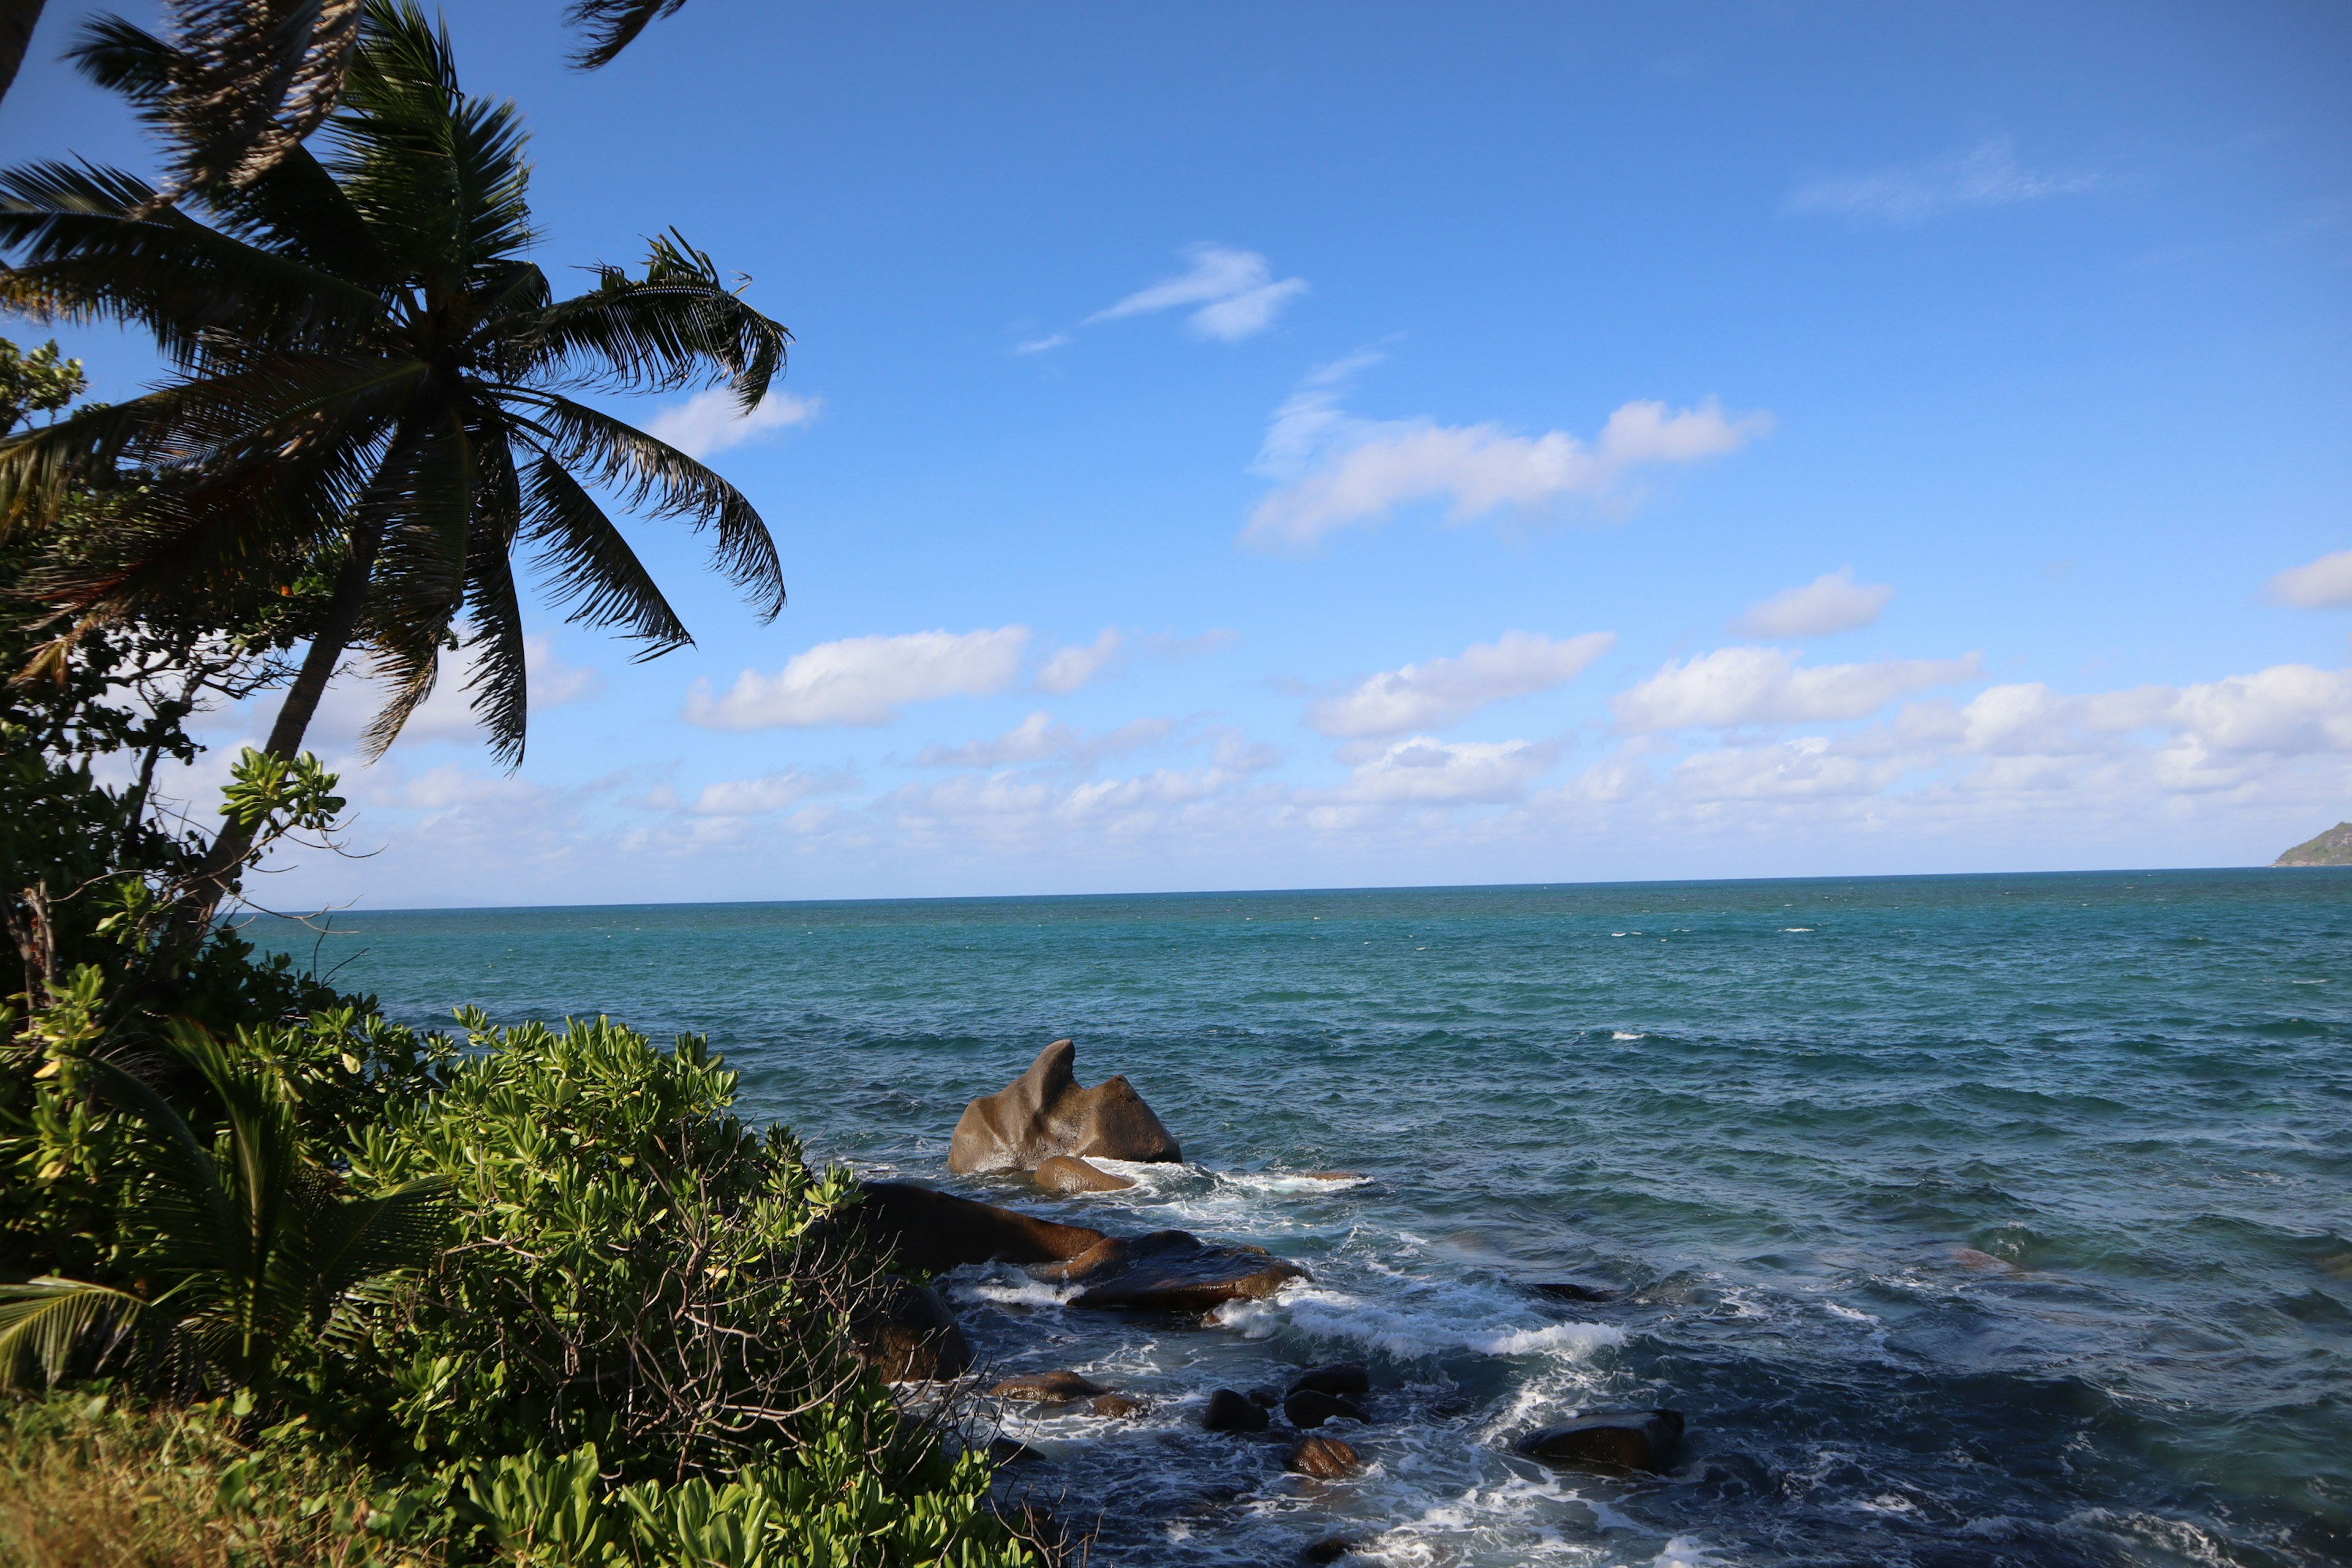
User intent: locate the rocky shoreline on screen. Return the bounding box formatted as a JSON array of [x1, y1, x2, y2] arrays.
[[853, 1040, 1686, 1562]]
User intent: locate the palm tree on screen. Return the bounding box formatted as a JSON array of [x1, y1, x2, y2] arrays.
[[0, 1018, 448, 1390], [0, 1, 789, 919]]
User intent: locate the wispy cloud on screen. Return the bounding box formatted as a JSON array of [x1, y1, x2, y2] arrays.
[[644, 389, 822, 459], [1307, 631, 1616, 738], [911, 712, 1177, 770], [1244, 353, 1768, 552], [1732, 567, 1894, 639], [1084, 243, 1308, 342], [1014, 333, 1071, 356], [2267, 548, 2352, 609], [685, 627, 1031, 729], [1033, 626, 1240, 694], [1784, 138, 2094, 225], [1613, 646, 1981, 732], [668, 767, 861, 818]]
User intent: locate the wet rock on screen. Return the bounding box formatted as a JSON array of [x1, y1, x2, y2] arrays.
[[1034, 1154, 1136, 1193], [1202, 1387, 1270, 1432], [1032, 1228, 1309, 1312], [949, 1038, 1182, 1173], [987, 1436, 1047, 1468], [1516, 1409, 1684, 1473], [1303, 1171, 1363, 1182], [1088, 1393, 1147, 1418], [1302, 1539, 1356, 1564], [1246, 1387, 1281, 1409], [1288, 1362, 1371, 1399], [989, 1370, 1107, 1402], [1284, 1389, 1368, 1429], [851, 1276, 971, 1382], [1287, 1434, 1363, 1478], [856, 1182, 1107, 1274], [1527, 1280, 1621, 1303]]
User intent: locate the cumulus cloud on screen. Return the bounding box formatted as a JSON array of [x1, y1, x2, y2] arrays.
[[1327, 736, 1556, 804], [301, 634, 601, 750], [1732, 567, 1893, 639], [2267, 548, 2352, 609], [1614, 646, 1982, 732], [1243, 355, 1768, 551], [644, 389, 821, 459], [685, 627, 1031, 729], [1307, 631, 1617, 738], [671, 767, 859, 818], [1784, 138, 2095, 225], [1085, 243, 1307, 342]]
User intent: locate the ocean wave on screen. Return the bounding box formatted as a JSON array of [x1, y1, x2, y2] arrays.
[[1213, 1281, 1626, 1362]]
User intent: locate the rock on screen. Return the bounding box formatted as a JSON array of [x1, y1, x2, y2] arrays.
[[856, 1182, 1107, 1274], [1089, 1393, 1147, 1418], [1528, 1280, 1621, 1303], [1516, 1409, 1684, 1473], [1284, 1389, 1367, 1429], [1303, 1171, 1363, 1182], [990, 1370, 1107, 1402], [1287, 1435, 1362, 1478], [1202, 1387, 1270, 1432], [1031, 1228, 1308, 1312], [851, 1277, 971, 1382], [1034, 1154, 1135, 1193], [1302, 1539, 1356, 1564], [949, 1039, 1182, 1173], [987, 1436, 1047, 1467], [1287, 1362, 1371, 1399], [1246, 1387, 1281, 1409]]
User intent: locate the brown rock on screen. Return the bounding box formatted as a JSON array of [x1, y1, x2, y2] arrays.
[[1283, 1389, 1366, 1429], [1202, 1387, 1270, 1432], [1287, 1362, 1371, 1399], [1088, 1393, 1146, 1418], [1515, 1409, 1684, 1473], [851, 1277, 971, 1382], [1035, 1154, 1135, 1193], [1033, 1228, 1307, 1312], [856, 1182, 1107, 1274], [989, 1370, 1107, 1402], [949, 1039, 1182, 1174], [1287, 1434, 1362, 1478]]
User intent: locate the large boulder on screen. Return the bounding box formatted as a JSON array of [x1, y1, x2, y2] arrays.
[[1284, 1389, 1366, 1429], [1515, 1409, 1684, 1473], [1202, 1388, 1269, 1432], [1035, 1155, 1134, 1193], [949, 1039, 1182, 1173], [1287, 1435, 1363, 1478], [851, 1277, 971, 1382], [1030, 1228, 1308, 1313], [857, 1182, 1107, 1274]]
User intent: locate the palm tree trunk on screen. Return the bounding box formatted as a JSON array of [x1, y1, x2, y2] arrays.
[[181, 519, 382, 931], [0, 0, 46, 107]]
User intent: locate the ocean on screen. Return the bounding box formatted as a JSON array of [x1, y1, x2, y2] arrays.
[[258, 869, 2351, 1568]]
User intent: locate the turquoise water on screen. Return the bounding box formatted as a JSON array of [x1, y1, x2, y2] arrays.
[[263, 870, 2352, 1567]]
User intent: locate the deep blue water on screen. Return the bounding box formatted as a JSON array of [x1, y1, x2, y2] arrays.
[[257, 869, 2352, 1568]]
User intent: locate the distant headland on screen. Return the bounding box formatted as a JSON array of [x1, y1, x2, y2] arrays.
[[2274, 822, 2352, 866]]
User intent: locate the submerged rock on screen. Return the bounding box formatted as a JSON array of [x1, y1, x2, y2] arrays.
[[1034, 1154, 1135, 1193], [856, 1181, 1107, 1274], [1284, 1389, 1367, 1429], [1527, 1280, 1622, 1303], [1202, 1388, 1270, 1432], [1302, 1539, 1356, 1564], [1033, 1228, 1308, 1312], [1516, 1409, 1684, 1473], [1088, 1392, 1147, 1418], [949, 1039, 1182, 1173], [1287, 1434, 1363, 1478], [1287, 1362, 1371, 1399], [851, 1277, 971, 1383], [990, 1370, 1107, 1402]]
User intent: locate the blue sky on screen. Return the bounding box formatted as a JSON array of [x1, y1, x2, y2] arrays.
[[7, 1, 2351, 906]]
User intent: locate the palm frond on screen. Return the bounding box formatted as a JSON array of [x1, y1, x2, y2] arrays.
[[520, 454, 691, 656], [356, 407, 475, 757], [75, 1053, 241, 1270], [565, 0, 692, 70], [508, 391, 784, 621], [459, 422, 530, 764], [519, 231, 789, 406], [0, 1280, 148, 1389], [306, 1177, 451, 1298]]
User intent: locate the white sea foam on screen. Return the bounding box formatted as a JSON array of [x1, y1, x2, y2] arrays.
[[1213, 1281, 1624, 1362], [1781, 926, 1814, 932], [1612, 1030, 1646, 1041], [941, 1264, 1077, 1311], [1648, 1536, 1728, 1567]]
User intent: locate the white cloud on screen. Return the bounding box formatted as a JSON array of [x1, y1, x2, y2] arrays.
[[367, 763, 550, 811], [644, 389, 821, 460], [680, 767, 859, 818], [913, 712, 1178, 770], [1035, 628, 1124, 694], [685, 627, 1031, 730], [1243, 356, 1768, 551], [1307, 630, 1617, 738], [1327, 736, 1555, 804], [2267, 548, 2352, 609], [302, 634, 601, 749], [1614, 646, 1982, 732], [1085, 244, 1308, 342], [1732, 567, 1893, 639], [1014, 333, 1071, 355], [1784, 138, 2095, 225]]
